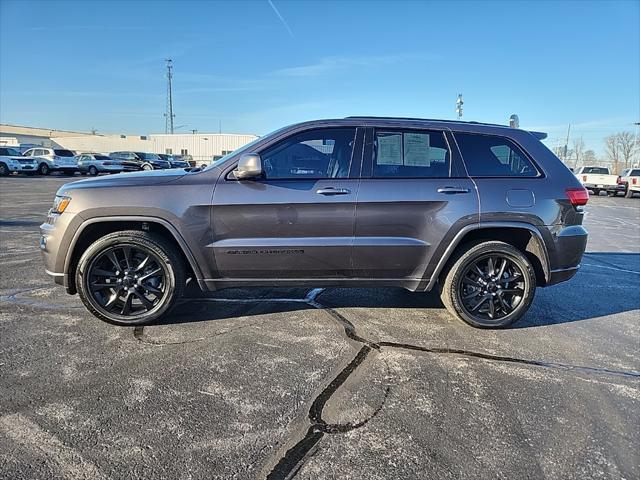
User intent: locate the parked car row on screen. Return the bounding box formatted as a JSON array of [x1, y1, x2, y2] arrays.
[[0, 149, 195, 177], [574, 166, 640, 198]]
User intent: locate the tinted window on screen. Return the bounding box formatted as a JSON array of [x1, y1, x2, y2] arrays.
[[582, 167, 609, 174], [631, 169, 640, 176], [95, 155, 110, 160], [0, 147, 20, 155], [373, 130, 449, 178], [455, 133, 538, 177], [54, 149, 75, 157], [260, 128, 355, 179]]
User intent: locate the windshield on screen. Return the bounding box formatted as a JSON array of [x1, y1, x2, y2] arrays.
[[1, 147, 21, 156], [203, 130, 287, 171]]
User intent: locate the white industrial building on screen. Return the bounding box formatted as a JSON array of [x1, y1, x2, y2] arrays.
[[0, 124, 258, 165]]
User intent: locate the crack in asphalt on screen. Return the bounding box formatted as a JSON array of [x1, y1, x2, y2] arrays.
[[4, 284, 638, 479]]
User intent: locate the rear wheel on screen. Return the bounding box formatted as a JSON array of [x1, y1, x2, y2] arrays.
[[592, 189, 600, 196], [142, 164, 153, 171], [440, 241, 536, 328], [38, 163, 50, 175], [0, 163, 8, 176], [625, 188, 634, 198], [76, 230, 185, 326], [89, 166, 98, 176]]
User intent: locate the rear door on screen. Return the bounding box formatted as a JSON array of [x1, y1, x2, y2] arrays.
[[353, 126, 479, 288], [210, 126, 364, 280]]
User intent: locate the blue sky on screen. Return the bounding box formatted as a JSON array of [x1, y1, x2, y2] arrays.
[[1, 0, 638, 154]]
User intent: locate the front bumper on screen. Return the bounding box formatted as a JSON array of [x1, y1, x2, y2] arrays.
[[40, 211, 83, 291]]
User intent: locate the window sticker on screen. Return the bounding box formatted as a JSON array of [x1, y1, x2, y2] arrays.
[[377, 133, 402, 165], [404, 133, 431, 167]]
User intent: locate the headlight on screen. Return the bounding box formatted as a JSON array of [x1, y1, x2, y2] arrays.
[[51, 195, 71, 214]]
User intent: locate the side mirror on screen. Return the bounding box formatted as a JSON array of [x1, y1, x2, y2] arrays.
[[234, 153, 262, 179]]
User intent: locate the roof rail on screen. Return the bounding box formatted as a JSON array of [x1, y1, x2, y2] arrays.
[[344, 116, 548, 139]]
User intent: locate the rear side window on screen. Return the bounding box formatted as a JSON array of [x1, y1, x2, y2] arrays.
[[455, 133, 539, 177], [54, 149, 75, 157], [631, 169, 640, 176], [373, 130, 450, 178]]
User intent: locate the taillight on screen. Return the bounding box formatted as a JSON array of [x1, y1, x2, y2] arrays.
[[582, 175, 587, 182], [565, 187, 589, 206], [634, 178, 638, 185]]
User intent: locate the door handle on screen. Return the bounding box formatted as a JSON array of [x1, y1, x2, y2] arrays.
[[316, 187, 351, 195], [437, 186, 470, 194]]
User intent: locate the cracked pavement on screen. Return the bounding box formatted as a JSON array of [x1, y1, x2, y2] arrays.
[[1, 176, 639, 479]]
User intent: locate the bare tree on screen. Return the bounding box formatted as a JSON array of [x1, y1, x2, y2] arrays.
[[616, 131, 639, 169], [605, 134, 621, 173], [572, 137, 585, 168], [583, 149, 597, 166]]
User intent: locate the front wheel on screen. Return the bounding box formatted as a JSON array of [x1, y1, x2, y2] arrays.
[[89, 166, 98, 176], [142, 164, 153, 171], [38, 163, 50, 175], [440, 241, 536, 328], [76, 230, 185, 326], [0, 163, 8, 176]]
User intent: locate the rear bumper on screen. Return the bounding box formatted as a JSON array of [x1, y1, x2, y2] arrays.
[[544, 224, 588, 286]]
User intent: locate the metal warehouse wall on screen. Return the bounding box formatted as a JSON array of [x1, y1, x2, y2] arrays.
[[51, 133, 258, 162], [150, 134, 258, 160]]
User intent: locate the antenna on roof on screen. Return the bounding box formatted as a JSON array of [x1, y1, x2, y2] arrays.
[[455, 94, 464, 119], [164, 59, 175, 134]]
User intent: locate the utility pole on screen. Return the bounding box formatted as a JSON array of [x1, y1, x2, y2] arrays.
[[564, 123, 571, 164], [455, 94, 464, 119], [164, 59, 175, 134]]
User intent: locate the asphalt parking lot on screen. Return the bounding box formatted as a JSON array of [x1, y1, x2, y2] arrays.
[[0, 175, 639, 480]]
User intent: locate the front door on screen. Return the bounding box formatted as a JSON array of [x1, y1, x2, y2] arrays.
[[210, 127, 363, 280], [353, 127, 479, 288]]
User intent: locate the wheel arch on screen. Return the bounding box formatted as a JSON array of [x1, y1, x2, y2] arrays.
[[426, 222, 551, 291], [64, 216, 203, 294]]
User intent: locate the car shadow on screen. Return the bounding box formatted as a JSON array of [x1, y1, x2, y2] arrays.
[[155, 252, 639, 329]]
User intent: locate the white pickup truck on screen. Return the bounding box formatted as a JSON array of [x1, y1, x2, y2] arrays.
[[618, 168, 640, 198], [574, 166, 621, 196]]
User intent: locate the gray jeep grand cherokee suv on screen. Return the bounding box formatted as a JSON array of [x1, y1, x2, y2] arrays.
[[40, 117, 589, 328]]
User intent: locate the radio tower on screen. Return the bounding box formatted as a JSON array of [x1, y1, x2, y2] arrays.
[[164, 59, 175, 134]]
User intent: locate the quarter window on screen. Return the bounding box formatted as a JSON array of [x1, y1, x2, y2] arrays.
[[455, 133, 538, 177], [373, 130, 450, 178], [260, 128, 356, 180]]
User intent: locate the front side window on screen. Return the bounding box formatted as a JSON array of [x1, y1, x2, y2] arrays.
[[259, 128, 356, 180], [455, 133, 539, 177], [373, 130, 450, 178]]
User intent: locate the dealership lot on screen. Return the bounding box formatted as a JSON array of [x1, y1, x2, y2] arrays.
[[0, 176, 638, 479]]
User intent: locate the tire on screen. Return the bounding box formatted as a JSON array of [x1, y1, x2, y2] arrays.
[[0, 163, 8, 176], [142, 164, 153, 171], [38, 163, 50, 175], [625, 188, 633, 198], [76, 230, 185, 326], [592, 189, 600, 196], [440, 241, 536, 328], [89, 166, 98, 176]]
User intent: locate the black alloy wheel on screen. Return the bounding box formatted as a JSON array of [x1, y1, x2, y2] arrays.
[[76, 231, 185, 325], [440, 241, 536, 328], [457, 254, 527, 322]]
